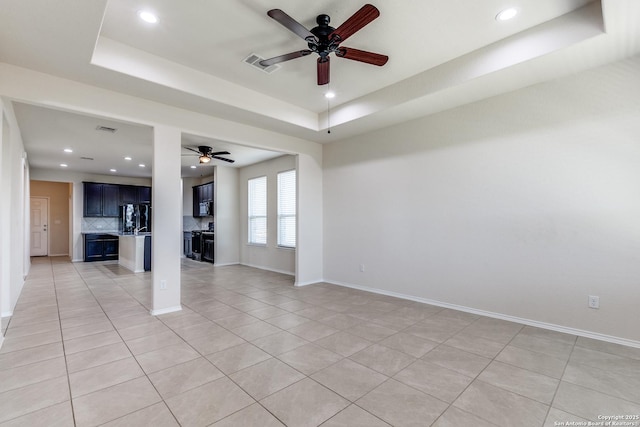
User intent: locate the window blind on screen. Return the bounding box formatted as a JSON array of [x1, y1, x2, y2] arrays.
[[277, 169, 296, 248], [248, 176, 267, 244]]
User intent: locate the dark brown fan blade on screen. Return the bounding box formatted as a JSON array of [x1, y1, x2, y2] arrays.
[[183, 146, 202, 154], [267, 9, 317, 42], [210, 151, 230, 156], [260, 50, 312, 67], [330, 4, 379, 43], [212, 156, 235, 163], [336, 47, 388, 66], [317, 57, 330, 85]]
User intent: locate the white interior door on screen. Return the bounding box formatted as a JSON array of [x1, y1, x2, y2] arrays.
[[30, 197, 48, 256]]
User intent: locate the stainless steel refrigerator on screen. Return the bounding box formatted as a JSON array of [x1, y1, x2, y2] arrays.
[[119, 204, 151, 234]]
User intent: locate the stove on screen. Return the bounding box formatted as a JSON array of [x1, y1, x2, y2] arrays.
[[191, 230, 214, 263], [201, 231, 214, 263]]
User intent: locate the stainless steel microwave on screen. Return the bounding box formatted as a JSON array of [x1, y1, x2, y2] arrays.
[[199, 201, 212, 216]]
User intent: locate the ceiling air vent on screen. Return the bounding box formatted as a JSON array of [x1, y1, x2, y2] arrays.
[[243, 53, 280, 74], [80, 157, 94, 161], [96, 125, 117, 133]]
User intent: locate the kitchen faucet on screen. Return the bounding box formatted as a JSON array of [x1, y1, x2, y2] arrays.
[[134, 226, 147, 235]]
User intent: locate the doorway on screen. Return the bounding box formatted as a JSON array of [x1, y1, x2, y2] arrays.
[[30, 197, 48, 256]]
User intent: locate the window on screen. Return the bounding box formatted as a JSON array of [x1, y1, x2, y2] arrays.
[[248, 176, 267, 244], [277, 169, 296, 248]]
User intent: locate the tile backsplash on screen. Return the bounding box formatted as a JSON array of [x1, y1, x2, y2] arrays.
[[82, 216, 209, 232], [183, 216, 211, 231], [82, 217, 118, 232]]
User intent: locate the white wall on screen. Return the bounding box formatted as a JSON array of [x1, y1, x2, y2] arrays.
[[29, 168, 150, 262], [0, 98, 29, 323], [0, 63, 323, 289], [214, 165, 240, 265], [296, 152, 323, 286], [239, 155, 296, 275], [323, 57, 640, 344]]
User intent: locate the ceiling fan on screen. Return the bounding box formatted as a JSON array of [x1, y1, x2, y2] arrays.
[[260, 4, 388, 85], [182, 146, 235, 164]]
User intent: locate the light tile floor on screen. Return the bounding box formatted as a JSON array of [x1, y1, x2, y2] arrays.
[[1, 256, 640, 426]]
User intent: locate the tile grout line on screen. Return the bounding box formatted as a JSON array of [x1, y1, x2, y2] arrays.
[[51, 257, 78, 427], [542, 333, 578, 424], [69, 259, 185, 426], [405, 314, 512, 427]]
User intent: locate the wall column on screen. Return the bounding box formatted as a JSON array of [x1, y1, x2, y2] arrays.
[[0, 108, 7, 345], [295, 153, 323, 286], [151, 125, 182, 315]]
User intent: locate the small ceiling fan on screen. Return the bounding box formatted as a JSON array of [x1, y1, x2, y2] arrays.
[[182, 146, 235, 164], [260, 4, 388, 85]]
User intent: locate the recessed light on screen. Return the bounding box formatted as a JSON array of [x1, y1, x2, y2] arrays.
[[138, 164, 146, 168], [110, 169, 117, 172], [325, 91, 336, 99], [496, 8, 518, 21], [60, 163, 68, 168], [190, 165, 197, 169], [124, 156, 132, 161], [137, 10, 158, 24], [63, 148, 73, 153]]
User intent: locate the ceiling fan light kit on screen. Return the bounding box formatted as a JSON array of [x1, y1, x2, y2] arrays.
[[260, 4, 388, 85], [183, 145, 235, 165]]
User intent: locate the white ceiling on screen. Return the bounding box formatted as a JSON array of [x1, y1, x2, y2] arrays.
[[98, 0, 594, 113], [12, 102, 284, 178], [1, 0, 639, 178]]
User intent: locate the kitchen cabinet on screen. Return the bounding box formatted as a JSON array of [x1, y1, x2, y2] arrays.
[[202, 183, 213, 202], [83, 182, 151, 217], [138, 186, 152, 204], [120, 185, 152, 205], [192, 182, 214, 217], [102, 184, 120, 217], [119, 185, 138, 204], [83, 183, 103, 217], [183, 231, 193, 258], [84, 182, 120, 217], [84, 233, 119, 261]]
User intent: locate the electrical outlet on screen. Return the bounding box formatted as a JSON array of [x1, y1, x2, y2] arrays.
[[359, 264, 365, 273], [160, 280, 167, 290], [588, 295, 599, 309]]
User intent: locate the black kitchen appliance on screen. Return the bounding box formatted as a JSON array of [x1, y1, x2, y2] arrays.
[[199, 201, 213, 217], [119, 204, 151, 234], [191, 231, 202, 261], [202, 232, 214, 263]]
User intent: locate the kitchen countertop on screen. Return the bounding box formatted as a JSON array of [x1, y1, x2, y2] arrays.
[[81, 231, 119, 235], [82, 231, 151, 236]]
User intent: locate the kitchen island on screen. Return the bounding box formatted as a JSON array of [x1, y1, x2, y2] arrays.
[[118, 233, 151, 272]]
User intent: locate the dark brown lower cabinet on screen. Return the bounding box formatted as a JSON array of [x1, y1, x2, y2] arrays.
[[84, 234, 119, 262]]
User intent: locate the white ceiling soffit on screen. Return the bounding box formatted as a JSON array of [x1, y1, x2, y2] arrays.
[[92, 0, 604, 136]]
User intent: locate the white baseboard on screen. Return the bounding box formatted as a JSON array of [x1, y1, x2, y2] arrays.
[[49, 253, 69, 257], [214, 262, 240, 267], [240, 263, 294, 277], [72, 258, 83, 263], [1, 311, 13, 318], [325, 279, 640, 349], [150, 305, 182, 316], [0, 334, 4, 351], [294, 280, 321, 287]]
